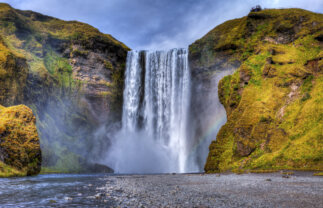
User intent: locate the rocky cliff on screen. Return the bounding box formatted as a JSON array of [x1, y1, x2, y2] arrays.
[[0, 104, 41, 177], [0, 3, 129, 172], [189, 8, 323, 172]]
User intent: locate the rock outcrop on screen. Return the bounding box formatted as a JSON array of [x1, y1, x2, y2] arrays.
[[0, 3, 129, 172], [0, 105, 41, 177], [189, 8, 323, 172], [1, 3, 322, 174]]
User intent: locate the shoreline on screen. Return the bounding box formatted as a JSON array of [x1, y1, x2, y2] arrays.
[[1, 172, 322, 207]]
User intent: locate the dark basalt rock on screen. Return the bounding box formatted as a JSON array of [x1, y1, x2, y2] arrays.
[[84, 163, 114, 173]]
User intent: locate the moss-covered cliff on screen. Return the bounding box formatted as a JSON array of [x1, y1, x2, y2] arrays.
[[189, 8, 323, 172], [0, 104, 41, 177], [0, 3, 129, 172]]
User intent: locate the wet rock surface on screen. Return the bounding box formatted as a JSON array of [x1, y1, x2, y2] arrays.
[[0, 173, 322, 207]]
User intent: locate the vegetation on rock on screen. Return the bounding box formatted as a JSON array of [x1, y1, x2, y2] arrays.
[[189, 8, 323, 173], [0, 3, 129, 172], [0, 104, 41, 177]]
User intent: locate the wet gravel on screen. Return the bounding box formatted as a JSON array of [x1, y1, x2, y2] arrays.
[[0, 172, 322, 207], [100, 172, 323, 208]]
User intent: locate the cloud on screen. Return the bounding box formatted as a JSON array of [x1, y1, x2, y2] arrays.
[[2, 0, 323, 50]]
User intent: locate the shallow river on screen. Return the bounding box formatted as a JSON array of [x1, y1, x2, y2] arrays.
[[0, 172, 322, 207]]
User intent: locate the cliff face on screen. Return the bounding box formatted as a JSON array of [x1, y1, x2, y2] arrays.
[[189, 8, 323, 172], [0, 3, 129, 172], [0, 104, 41, 177]]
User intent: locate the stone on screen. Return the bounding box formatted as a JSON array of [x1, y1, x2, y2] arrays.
[[0, 105, 41, 177]]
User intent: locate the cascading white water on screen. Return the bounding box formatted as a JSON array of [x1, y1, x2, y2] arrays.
[[107, 48, 193, 173]]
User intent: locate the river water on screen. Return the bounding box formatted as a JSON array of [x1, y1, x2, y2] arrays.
[[0, 173, 322, 208], [0, 174, 116, 207]]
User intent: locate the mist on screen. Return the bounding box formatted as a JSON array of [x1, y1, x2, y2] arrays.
[[101, 49, 196, 174], [188, 69, 235, 170], [104, 130, 172, 173], [98, 48, 237, 174], [5, 0, 322, 173]]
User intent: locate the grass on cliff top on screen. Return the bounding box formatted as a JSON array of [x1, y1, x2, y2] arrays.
[[0, 3, 128, 50], [190, 8, 322, 68], [0, 2, 128, 93]]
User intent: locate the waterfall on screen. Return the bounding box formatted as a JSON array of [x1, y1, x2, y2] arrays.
[[107, 48, 194, 173]]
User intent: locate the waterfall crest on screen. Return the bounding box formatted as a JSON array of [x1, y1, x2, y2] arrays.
[[107, 49, 194, 173]]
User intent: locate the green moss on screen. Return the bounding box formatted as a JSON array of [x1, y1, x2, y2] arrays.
[[249, 169, 278, 173], [0, 105, 41, 177], [202, 8, 323, 173], [71, 49, 89, 58], [54, 152, 82, 172], [313, 172, 323, 176], [40, 167, 63, 174], [109, 63, 125, 118], [44, 49, 72, 74], [104, 60, 113, 70], [191, 8, 322, 69], [0, 161, 25, 177], [0, 3, 129, 174]]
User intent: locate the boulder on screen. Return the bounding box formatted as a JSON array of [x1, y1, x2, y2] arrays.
[[0, 105, 41, 176]]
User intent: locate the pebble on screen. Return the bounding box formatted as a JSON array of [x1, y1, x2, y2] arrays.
[[94, 193, 104, 199], [64, 197, 72, 201], [87, 173, 323, 207]]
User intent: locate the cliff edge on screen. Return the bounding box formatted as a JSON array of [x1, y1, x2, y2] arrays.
[[0, 3, 129, 172], [189, 8, 323, 172]]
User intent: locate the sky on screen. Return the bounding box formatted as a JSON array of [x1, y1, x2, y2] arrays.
[[3, 0, 323, 50]]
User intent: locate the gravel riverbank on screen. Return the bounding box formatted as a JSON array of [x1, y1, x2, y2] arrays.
[[0, 172, 322, 207], [99, 172, 323, 208]]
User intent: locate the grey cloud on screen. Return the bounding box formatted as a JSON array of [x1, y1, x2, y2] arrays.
[[2, 0, 323, 49]]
